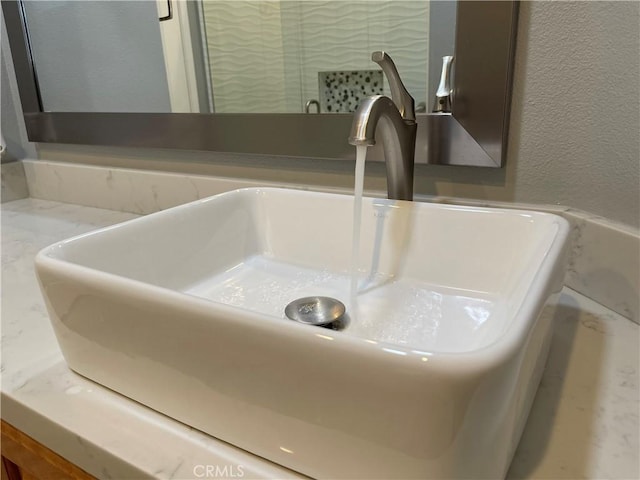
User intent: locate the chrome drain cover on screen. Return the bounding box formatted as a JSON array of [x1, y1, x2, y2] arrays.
[[285, 296, 346, 329]]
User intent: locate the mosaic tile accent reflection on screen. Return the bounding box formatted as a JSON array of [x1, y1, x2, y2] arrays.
[[319, 70, 384, 113]]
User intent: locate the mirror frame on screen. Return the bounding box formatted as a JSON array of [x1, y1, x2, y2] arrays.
[[2, 0, 518, 167]]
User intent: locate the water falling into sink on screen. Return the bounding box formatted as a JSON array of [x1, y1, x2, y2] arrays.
[[350, 145, 368, 321]]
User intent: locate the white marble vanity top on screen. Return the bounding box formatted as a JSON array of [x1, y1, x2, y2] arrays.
[[1, 198, 638, 479]]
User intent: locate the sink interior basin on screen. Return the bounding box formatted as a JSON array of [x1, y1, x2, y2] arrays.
[[36, 187, 570, 478]]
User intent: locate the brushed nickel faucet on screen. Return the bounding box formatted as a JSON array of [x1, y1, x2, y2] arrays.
[[348, 51, 417, 201]]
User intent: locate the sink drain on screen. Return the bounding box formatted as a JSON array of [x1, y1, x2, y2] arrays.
[[285, 296, 346, 330]]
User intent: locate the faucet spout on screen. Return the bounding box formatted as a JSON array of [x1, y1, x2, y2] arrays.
[[349, 95, 416, 201]]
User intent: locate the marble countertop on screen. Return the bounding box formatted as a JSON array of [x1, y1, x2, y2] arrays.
[[1, 198, 638, 479]]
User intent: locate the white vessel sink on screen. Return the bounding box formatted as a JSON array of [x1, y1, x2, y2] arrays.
[[36, 187, 570, 479]]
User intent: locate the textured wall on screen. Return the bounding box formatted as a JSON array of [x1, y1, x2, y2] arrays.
[[508, 1, 639, 226], [29, 2, 640, 228], [281, 1, 429, 111], [202, 1, 290, 113], [202, 1, 429, 113]]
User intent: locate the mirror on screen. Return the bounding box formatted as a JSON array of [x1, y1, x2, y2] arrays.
[[20, 0, 454, 114], [3, 0, 518, 167]]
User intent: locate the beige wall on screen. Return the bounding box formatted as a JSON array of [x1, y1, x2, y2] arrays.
[[28, 2, 640, 228], [505, 1, 639, 227]]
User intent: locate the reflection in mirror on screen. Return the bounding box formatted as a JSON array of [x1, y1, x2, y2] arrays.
[[21, 0, 455, 114], [22, 0, 207, 113], [202, 1, 429, 113], [5, 0, 517, 165]]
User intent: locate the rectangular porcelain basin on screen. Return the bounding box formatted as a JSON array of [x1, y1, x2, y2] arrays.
[[36, 188, 570, 479]]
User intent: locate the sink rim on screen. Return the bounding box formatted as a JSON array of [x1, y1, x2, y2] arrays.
[[35, 187, 570, 369]]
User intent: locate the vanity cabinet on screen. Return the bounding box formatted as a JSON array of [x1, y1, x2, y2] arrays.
[[1, 420, 94, 480]]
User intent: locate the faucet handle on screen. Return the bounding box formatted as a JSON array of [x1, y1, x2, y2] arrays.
[[372, 51, 415, 122], [432, 56, 454, 113]]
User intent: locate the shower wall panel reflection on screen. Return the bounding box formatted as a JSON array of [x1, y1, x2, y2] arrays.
[[201, 0, 430, 113]]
